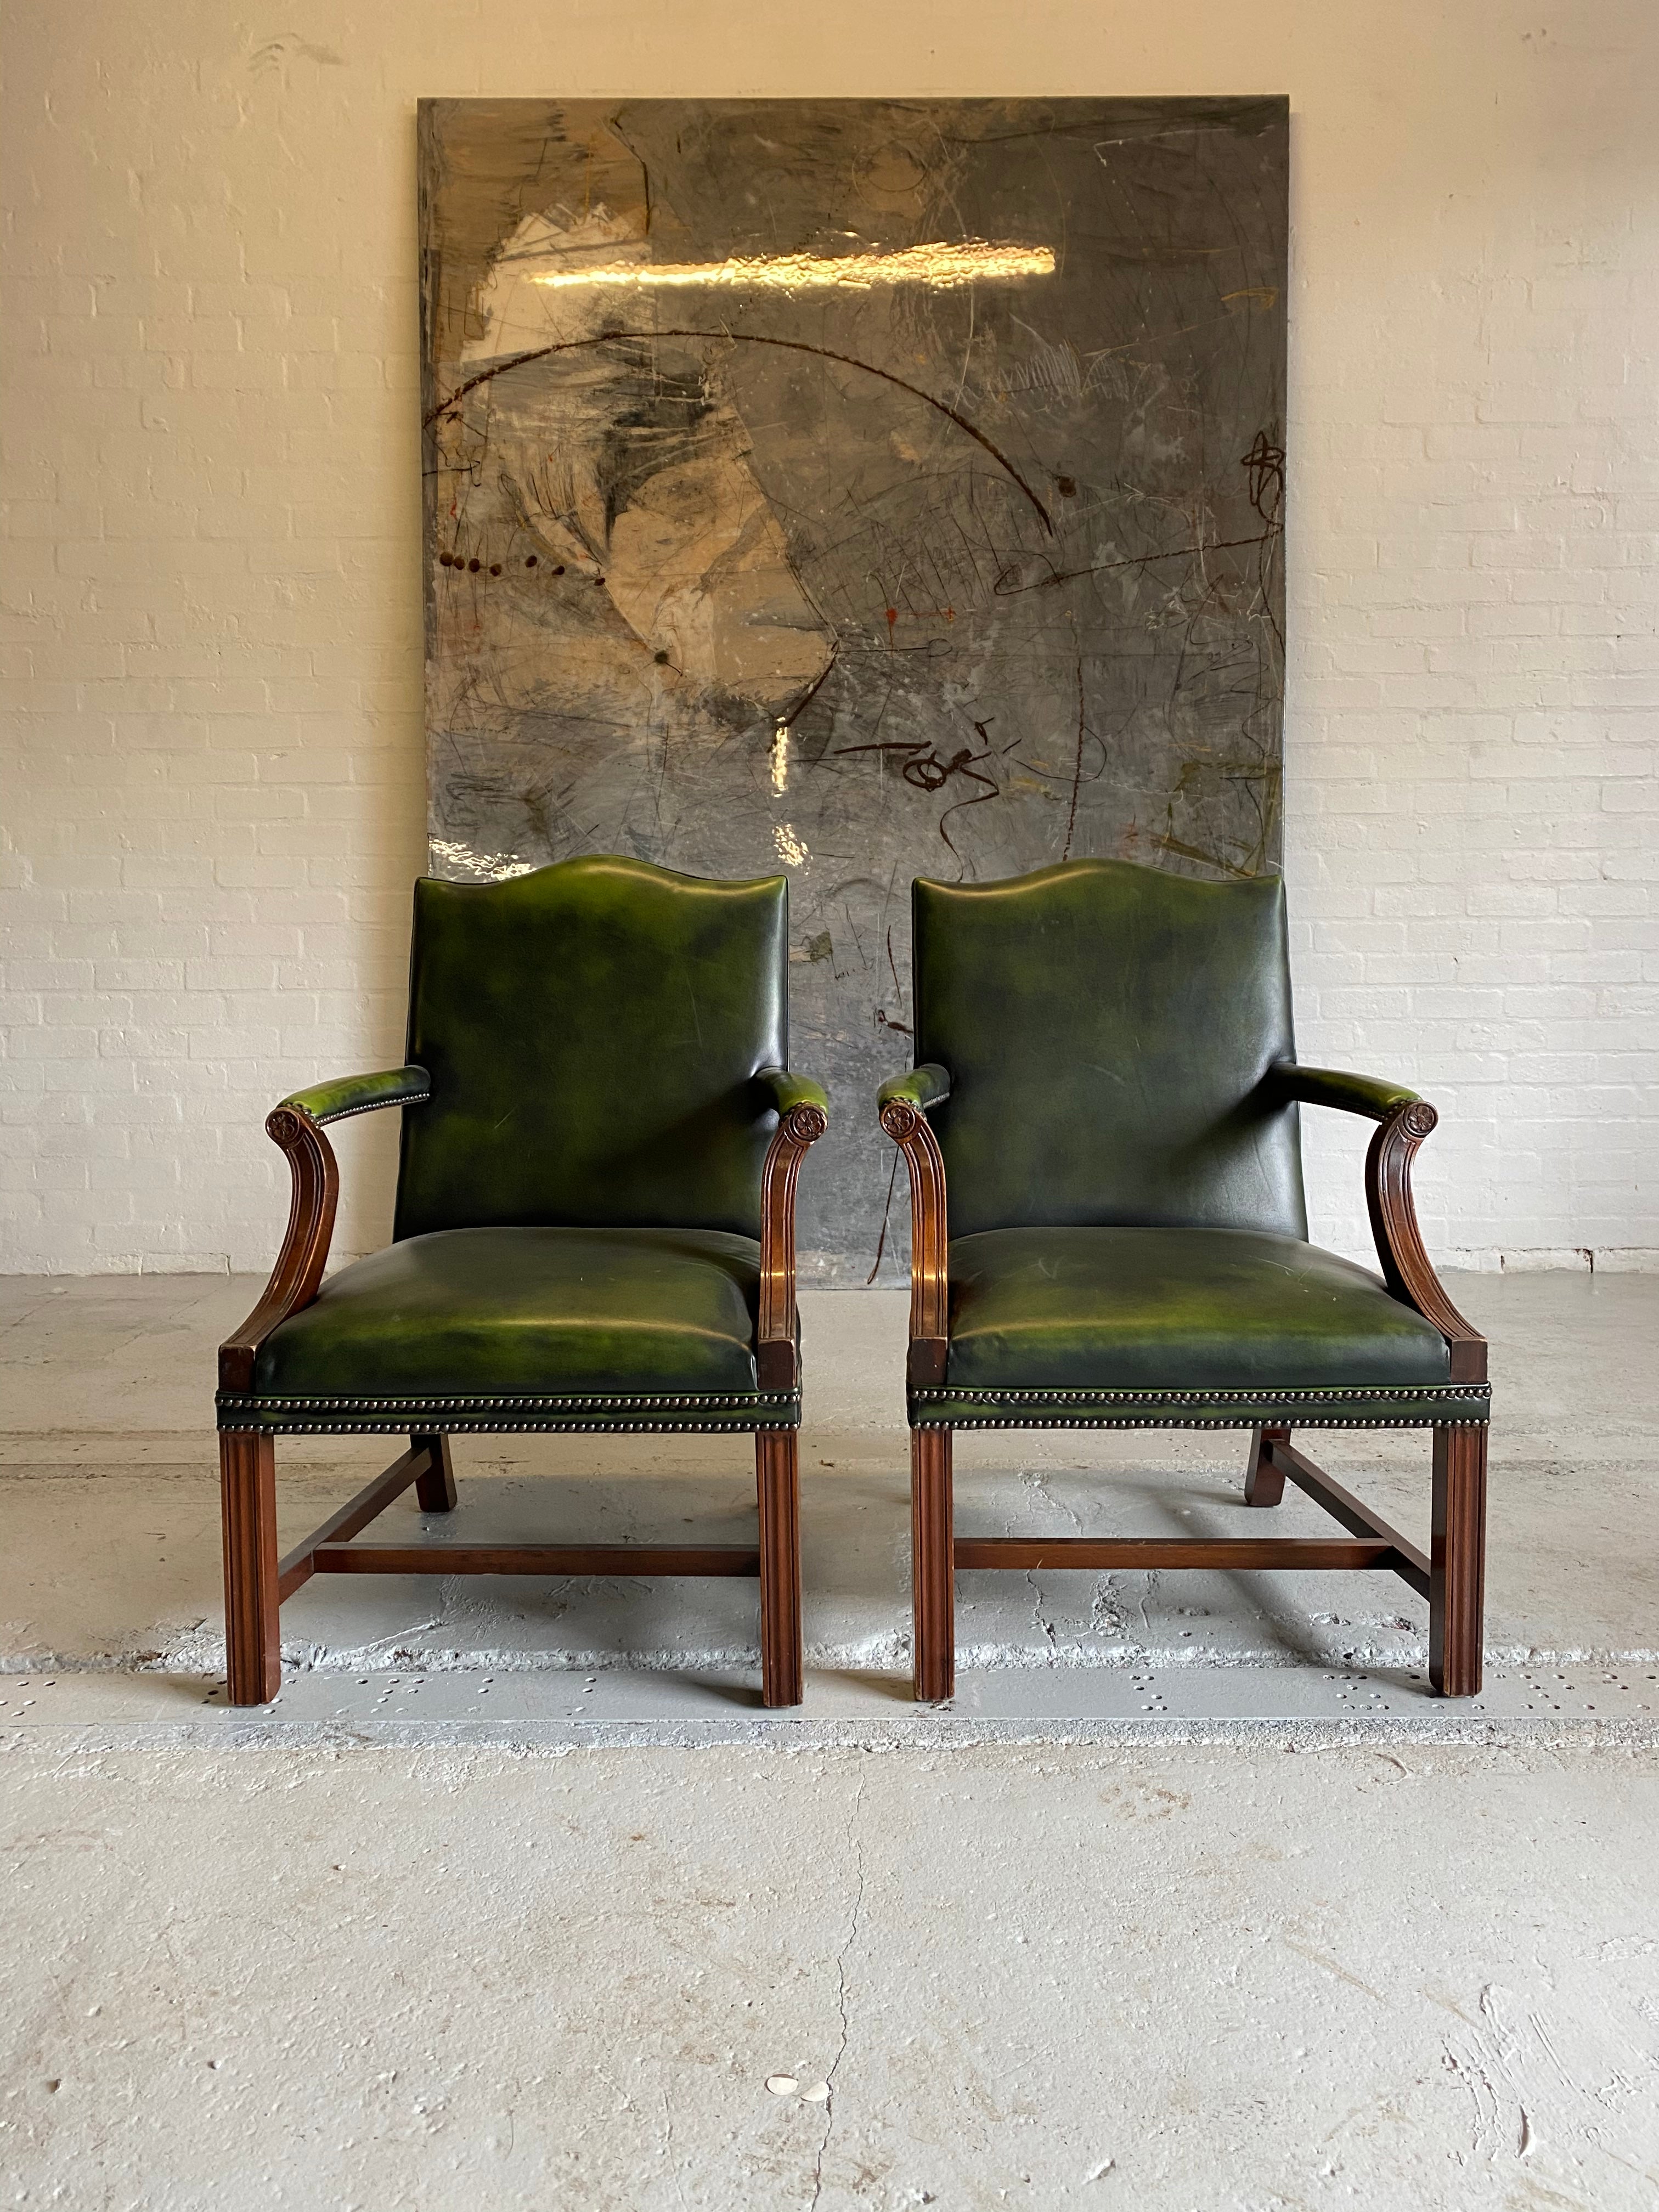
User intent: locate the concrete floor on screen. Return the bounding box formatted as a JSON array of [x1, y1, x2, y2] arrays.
[[4, 1741, 1656, 2209], [2, 1271, 1658, 2206]]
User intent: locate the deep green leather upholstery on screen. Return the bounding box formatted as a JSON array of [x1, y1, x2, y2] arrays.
[[898, 858, 1487, 1432], [395, 858, 788, 1241], [225, 1227, 786, 1434], [913, 862, 1307, 1239], [219, 856, 820, 1437], [916, 1227, 1483, 1429]]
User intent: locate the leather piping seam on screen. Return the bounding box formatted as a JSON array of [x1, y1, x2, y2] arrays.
[[308, 1091, 431, 1127]]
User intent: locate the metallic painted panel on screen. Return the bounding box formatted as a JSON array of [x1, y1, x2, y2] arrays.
[[420, 97, 1288, 1277]]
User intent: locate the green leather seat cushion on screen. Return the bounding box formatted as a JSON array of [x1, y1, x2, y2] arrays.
[[227, 1226, 789, 1432], [913, 1227, 1486, 1429]]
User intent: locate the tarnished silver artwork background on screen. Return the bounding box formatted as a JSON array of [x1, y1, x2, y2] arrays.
[[419, 98, 1287, 1280]]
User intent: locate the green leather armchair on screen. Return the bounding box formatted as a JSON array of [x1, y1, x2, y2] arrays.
[[217, 856, 827, 1708], [878, 859, 1488, 1703]]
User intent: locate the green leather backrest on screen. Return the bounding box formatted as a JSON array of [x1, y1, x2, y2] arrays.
[[394, 857, 788, 1240], [913, 860, 1308, 1238]]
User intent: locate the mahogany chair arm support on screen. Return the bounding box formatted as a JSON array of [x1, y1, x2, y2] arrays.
[[1364, 1099, 1486, 1381], [878, 1066, 951, 1386], [755, 1069, 830, 1391], [217, 1066, 431, 1392], [1272, 1063, 1486, 1384]]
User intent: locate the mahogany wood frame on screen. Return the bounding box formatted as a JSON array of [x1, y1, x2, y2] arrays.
[[217, 1089, 826, 1710], [881, 1085, 1489, 1706]]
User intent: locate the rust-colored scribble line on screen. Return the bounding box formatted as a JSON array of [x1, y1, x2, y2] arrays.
[[426, 331, 1055, 537], [1063, 627, 1087, 861], [995, 529, 1277, 596]]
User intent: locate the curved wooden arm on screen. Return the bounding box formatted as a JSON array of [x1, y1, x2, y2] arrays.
[[1366, 1100, 1486, 1383], [219, 1070, 433, 1392], [218, 1105, 340, 1391], [879, 1091, 950, 1386], [755, 1088, 830, 1391]]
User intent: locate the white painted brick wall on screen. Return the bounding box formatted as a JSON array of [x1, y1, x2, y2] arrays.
[[3, 1, 1656, 1275]]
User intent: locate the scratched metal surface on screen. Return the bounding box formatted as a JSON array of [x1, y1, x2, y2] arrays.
[[419, 98, 1288, 1279]]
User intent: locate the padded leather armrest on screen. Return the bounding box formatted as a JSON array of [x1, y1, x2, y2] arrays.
[[757, 1067, 830, 1124], [1272, 1063, 1419, 1122], [278, 1066, 431, 1127], [878, 1063, 952, 1116]]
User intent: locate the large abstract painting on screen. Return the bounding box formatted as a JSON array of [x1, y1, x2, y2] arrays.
[[419, 97, 1287, 1278]]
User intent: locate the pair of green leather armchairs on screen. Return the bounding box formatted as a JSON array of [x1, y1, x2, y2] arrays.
[[217, 855, 1489, 1710]]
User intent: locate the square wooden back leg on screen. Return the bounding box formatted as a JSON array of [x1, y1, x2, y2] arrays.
[[1244, 1423, 1289, 1506], [411, 1432, 458, 1512]]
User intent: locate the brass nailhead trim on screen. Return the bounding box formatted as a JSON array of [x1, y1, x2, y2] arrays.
[[913, 1414, 1488, 1431], [217, 1386, 799, 1436], [910, 1381, 1490, 1431], [218, 1392, 797, 1412], [311, 1091, 431, 1126], [218, 1418, 798, 1434]]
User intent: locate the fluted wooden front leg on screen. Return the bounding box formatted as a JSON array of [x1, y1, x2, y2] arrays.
[[220, 1432, 280, 1705], [1430, 1424, 1487, 1697], [912, 1427, 955, 1703], [755, 1431, 803, 1708]]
